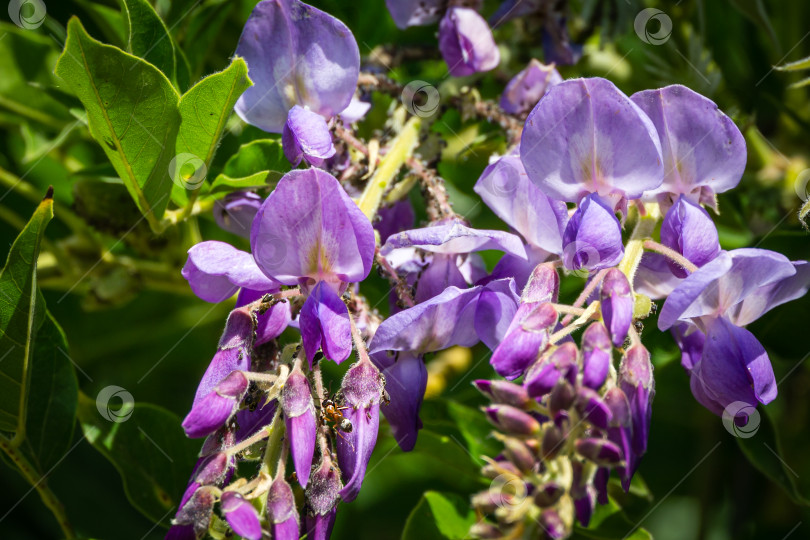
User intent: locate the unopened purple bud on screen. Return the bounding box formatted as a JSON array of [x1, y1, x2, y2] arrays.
[[471, 491, 500, 514], [282, 105, 336, 167], [541, 425, 565, 459], [305, 454, 343, 540], [581, 322, 612, 389], [548, 380, 576, 416], [484, 405, 540, 436], [469, 522, 502, 539], [267, 476, 299, 540], [603, 387, 631, 427], [501, 437, 537, 473], [214, 192, 263, 238], [534, 482, 564, 507], [481, 459, 522, 479], [473, 380, 530, 409], [575, 437, 623, 466], [575, 387, 612, 430], [619, 344, 654, 457], [562, 193, 624, 271], [438, 7, 500, 77], [221, 492, 262, 540], [660, 195, 720, 278], [524, 342, 578, 398], [182, 371, 249, 438], [594, 467, 610, 505], [490, 302, 557, 380], [172, 485, 217, 539], [600, 269, 633, 347], [539, 508, 567, 539], [194, 452, 229, 485], [281, 365, 317, 488], [521, 263, 560, 304], [500, 59, 562, 115], [574, 489, 596, 527]]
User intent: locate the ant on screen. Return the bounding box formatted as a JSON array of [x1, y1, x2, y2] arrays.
[[321, 396, 353, 434]]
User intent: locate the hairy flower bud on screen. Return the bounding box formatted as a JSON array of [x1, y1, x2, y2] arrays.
[[484, 405, 540, 436], [221, 492, 262, 540], [305, 454, 343, 540], [474, 379, 530, 408], [575, 438, 624, 466], [581, 322, 612, 389], [281, 364, 317, 488], [600, 269, 633, 347]]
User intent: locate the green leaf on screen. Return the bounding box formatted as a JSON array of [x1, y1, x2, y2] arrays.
[[77, 393, 199, 524], [0, 23, 73, 129], [573, 496, 653, 540], [775, 55, 810, 72], [788, 76, 810, 89], [54, 18, 181, 229], [74, 0, 127, 47], [222, 139, 288, 179], [402, 491, 476, 540], [171, 58, 252, 204], [209, 171, 276, 195], [737, 407, 810, 505], [421, 399, 501, 465], [0, 192, 53, 437], [20, 313, 78, 471], [122, 0, 176, 83]]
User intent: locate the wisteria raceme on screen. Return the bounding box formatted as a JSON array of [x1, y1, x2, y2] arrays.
[[161, 2, 810, 539]]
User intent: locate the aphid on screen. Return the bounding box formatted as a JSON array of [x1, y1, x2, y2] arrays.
[[633, 320, 644, 334]]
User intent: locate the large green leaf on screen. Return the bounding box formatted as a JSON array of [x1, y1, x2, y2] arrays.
[[54, 18, 181, 229], [0, 23, 73, 129], [221, 139, 288, 179], [573, 497, 653, 540], [172, 58, 252, 205], [0, 192, 53, 436], [738, 407, 810, 505], [77, 393, 199, 525], [20, 313, 78, 471], [420, 399, 501, 465], [402, 491, 477, 540], [122, 0, 176, 84]]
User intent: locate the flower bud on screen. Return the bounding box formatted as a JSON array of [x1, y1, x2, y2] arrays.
[[438, 7, 499, 77], [484, 405, 540, 436], [600, 269, 633, 347], [500, 59, 562, 115], [490, 302, 557, 380], [221, 491, 262, 540], [539, 508, 567, 539], [581, 322, 612, 389], [469, 521, 502, 539], [533, 482, 564, 507], [619, 345, 654, 456], [182, 370, 249, 439], [541, 425, 565, 460], [281, 365, 317, 488], [660, 195, 720, 277], [575, 387, 612, 430], [474, 380, 530, 409], [282, 105, 337, 167], [481, 459, 522, 479], [194, 452, 230, 485], [267, 476, 300, 540], [214, 192, 263, 238], [522, 263, 560, 304], [501, 437, 537, 473], [305, 454, 343, 540], [575, 438, 624, 466], [171, 485, 217, 539], [549, 380, 576, 416], [524, 342, 578, 398]]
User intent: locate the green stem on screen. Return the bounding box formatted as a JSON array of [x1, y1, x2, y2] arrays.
[[0, 437, 75, 538], [160, 197, 215, 230], [618, 203, 661, 284]]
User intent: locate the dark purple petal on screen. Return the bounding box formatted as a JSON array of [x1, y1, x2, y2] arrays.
[[183, 371, 249, 438], [484, 405, 541, 435], [375, 199, 415, 244], [490, 303, 557, 380], [524, 341, 578, 397], [251, 168, 375, 285], [214, 192, 263, 239], [581, 322, 612, 389], [501, 59, 563, 115], [300, 281, 352, 366], [562, 194, 624, 271], [630, 85, 746, 204], [600, 269, 633, 347], [473, 379, 530, 409], [385, 0, 443, 28], [670, 321, 705, 371], [281, 366, 317, 487], [236, 288, 290, 345], [235, 0, 360, 132], [576, 387, 612, 430], [282, 105, 336, 167], [474, 153, 568, 255], [618, 345, 654, 458], [267, 476, 299, 540], [541, 12, 582, 66], [474, 278, 520, 350], [660, 195, 720, 277], [371, 352, 426, 451], [221, 492, 262, 540], [521, 78, 663, 203], [575, 438, 623, 466], [182, 241, 278, 303], [414, 253, 474, 303], [438, 7, 500, 77]]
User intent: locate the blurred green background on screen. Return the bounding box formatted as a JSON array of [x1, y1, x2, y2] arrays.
[[1, 0, 810, 539]]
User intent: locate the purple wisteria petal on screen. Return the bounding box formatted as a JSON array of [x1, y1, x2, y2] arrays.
[[381, 219, 527, 259], [630, 85, 746, 205], [235, 288, 290, 345], [474, 277, 520, 350], [671, 321, 705, 371], [618, 345, 654, 472], [299, 281, 352, 366], [726, 261, 810, 326], [214, 192, 263, 239], [170, 486, 216, 539], [521, 78, 663, 203], [660, 195, 720, 277], [658, 249, 796, 330], [600, 269, 633, 347], [413, 253, 473, 303], [371, 351, 426, 451], [542, 13, 582, 66], [385, 0, 444, 28], [282, 105, 336, 167], [696, 316, 776, 411], [305, 454, 342, 540], [369, 285, 483, 354], [524, 342, 578, 398], [336, 359, 384, 502], [267, 476, 300, 540], [221, 492, 262, 540], [500, 59, 563, 115], [251, 168, 375, 286], [375, 199, 415, 244], [182, 241, 279, 303], [281, 365, 317, 487], [490, 247, 553, 290], [581, 322, 611, 389], [438, 7, 500, 77], [634, 252, 681, 299], [491, 303, 558, 380], [339, 97, 371, 124], [474, 153, 568, 255], [489, 0, 543, 24], [562, 193, 624, 271], [235, 0, 360, 132], [182, 371, 249, 438]]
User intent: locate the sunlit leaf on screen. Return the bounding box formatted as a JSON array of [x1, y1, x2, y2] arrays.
[[402, 491, 476, 540]]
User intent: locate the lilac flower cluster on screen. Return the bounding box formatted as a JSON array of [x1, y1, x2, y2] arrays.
[[168, 1, 810, 538]]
